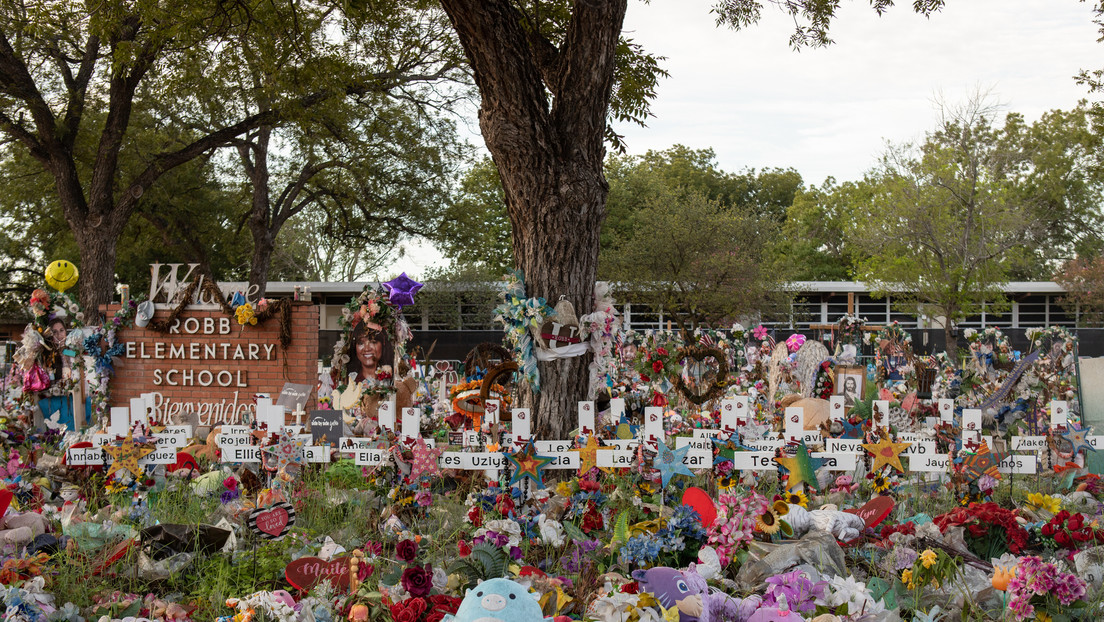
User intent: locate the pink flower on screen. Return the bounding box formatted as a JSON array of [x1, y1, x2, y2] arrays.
[[785, 334, 806, 353], [753, 325, 768, 340]]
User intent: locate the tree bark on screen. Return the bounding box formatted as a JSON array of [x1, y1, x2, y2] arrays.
[[439, 0, 628, 439], [943, 318, 958, 362]]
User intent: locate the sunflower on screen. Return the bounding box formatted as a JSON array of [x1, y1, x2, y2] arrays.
[[786, 491, 809, 508], [636, 481, 656, 497], [718, 474, 737, 491], [871, 473, 891, 493], [756, 509, 781, 535]]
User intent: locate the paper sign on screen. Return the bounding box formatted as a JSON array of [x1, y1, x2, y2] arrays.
[[378, 398, 396, 432], [1051, 401, 1069, 428], [354, 449, 387, 466], [962, 409, 982, 433], [826, 438, 863, 454], [224, 446, 260, 462], [873, 400, 890, 430], [512, 409, 531, 440], [536, 440, 573, 453], [811, 452, 858, 471], [462, 430, 479, 447], [439, 452, 506, 470], [902, 441, 937, 456], [609, 398, 626, 421], [222, 425, 251, 435], [304, 445, 331, 463], [910, 454, 951, 472], [937, 399, 954, 423], [67, 447, 107, 466], [597, 449, 636, 469], [543, 452, 579, 470], [578, 401, 595, 434], [784, 407, 804, 433], [92, 434, 112, 447], [730, 452, 777, 471], [129, 398, 148, 427], [998, 454, 1037, 474], [163, 425, 192, 437], [339, 437, 374, 452], [218, 435, 252, 448], [675, 436, 713, 451], [693, 429, 723, 439], [153, 433, 188, 448], [682, 450, 711, 469], [829, 396, 846, 421], [139, 448, 177, 465], [401, 408, 419, 440], [1012, 436, 1048, 451], [310, 410, 342, 445], [484, 400, 501, 425], [110, 407, 129, 437], [644, 407, 663, 441], [741, 437, 784, 452], [275, 382, 313, 412]]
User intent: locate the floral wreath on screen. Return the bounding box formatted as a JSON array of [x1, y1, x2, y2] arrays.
[[833, 314, 867, 349], [492, 271, 553, 392]]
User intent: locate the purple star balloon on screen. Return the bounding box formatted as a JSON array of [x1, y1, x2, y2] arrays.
[[382, 272, 423, 308]]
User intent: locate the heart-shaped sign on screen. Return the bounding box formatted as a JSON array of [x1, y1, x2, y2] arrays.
[[286, 555, 351, 592], [844, 495, 894, 529], [248, 502, 295, 540], [0, 488, 13, 518], [675, 345, 729, 405], [681, 487, 717, 528]]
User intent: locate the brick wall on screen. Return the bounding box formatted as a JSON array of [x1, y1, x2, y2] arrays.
[[107, 303, 319, 426]]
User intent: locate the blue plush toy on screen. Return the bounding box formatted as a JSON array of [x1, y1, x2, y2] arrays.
[[442, 578, 555, 622]]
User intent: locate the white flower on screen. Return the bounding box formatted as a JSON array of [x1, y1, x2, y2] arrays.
[[692, 546, 723, 580], [538, 514, 565, 547], [586, 592, 640, 622], [963, 328, 977, 340]]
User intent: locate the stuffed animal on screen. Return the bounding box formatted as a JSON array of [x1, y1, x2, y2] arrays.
[[442, 578, 554, 622], [633, 566, 762, 622]]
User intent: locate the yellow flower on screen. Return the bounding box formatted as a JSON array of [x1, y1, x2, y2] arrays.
[[772, 500, 790, 516], [920, 549, 937, 569], [786, 491, 809, 508], [901, 569, 914, 589], [1036, 613, 1053, 622], [872, 473, 891, 493], [756, 509, 781, 535], [556, 482, 572, 498], [1027, 492, 1061, 514]]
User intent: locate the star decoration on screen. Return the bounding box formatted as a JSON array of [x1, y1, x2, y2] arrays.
[[653, 439, 694, 489], [960, 441, 1009, 482], [711, 431, 749, 465], [572, 435, 610, 475], [103, 432, 155, 479], [505, 439, 555, 487], [382, 272, 423, 308], [840, 418, 866, 440], [863, 438, 913, 473], [262, 433, 305, 473], [1060, 424, 1097, 458], [776, 441, 827, 491], [406, 438, 444, 483]]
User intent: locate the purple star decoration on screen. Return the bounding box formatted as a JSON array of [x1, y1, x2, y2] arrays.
[[382, 272, 423, 308]]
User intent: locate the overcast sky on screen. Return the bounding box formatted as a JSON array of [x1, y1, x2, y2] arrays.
[[391, 0, 1103, 277]]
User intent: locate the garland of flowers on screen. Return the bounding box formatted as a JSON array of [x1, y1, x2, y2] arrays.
[[145, 277, 294, 351], [492, 271, 552, 392], [833, 314, 867, 349], [579, 281, 621, 400], [963, 326, 1015, 370]]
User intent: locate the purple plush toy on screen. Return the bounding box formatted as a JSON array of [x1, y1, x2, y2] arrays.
[[633, 567, 763, 622]]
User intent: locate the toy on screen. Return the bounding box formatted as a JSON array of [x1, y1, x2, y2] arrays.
[[633, 566, 761, 622], [442, 577, 554, 622], [44, 259, 78, 292]]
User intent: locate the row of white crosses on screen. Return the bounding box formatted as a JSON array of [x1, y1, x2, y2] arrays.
[[66, 393, 191, 467], [68, 391, 1077, 480]]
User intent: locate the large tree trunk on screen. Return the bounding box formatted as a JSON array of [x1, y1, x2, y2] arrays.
[[70, 207, 126, 320], [440, 0, 627, 440], [943, 319, 958, 362]]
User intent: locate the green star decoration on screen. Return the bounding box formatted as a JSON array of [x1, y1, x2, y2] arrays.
[[775, 441, 827, 491], [653, 439, 694, 489], [505, 438, 555, 488]]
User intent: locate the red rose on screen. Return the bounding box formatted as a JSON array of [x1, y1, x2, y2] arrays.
[[497, 494, 515, 516], [401, 565, 434, 597], [1056, 510, 1071, 522], [640, 373, 650, 382], [1068, 514, 1085, 530], [425, 613, 445, 622], [621, 582, 639, 594], [579, 479, 599, 492], [390, 597, 427, 622], [1073, 530, 1091, 542], [652, 360, 664, 373], [458, 540, 471, 557], [1042, 523, 1056, 537], [396, 539, 419, 563], [656, 347, 668, 356], [1056, 531, 1073, 547], [468, 506, 483, 527]]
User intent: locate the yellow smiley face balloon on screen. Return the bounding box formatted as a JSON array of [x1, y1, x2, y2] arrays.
[[44, 260, 79, 292]]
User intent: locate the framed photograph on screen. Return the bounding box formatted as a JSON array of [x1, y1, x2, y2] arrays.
[[834, 365, 865, 411]]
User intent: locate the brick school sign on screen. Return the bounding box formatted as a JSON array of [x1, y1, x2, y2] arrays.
[[108, 303, 319, 426]]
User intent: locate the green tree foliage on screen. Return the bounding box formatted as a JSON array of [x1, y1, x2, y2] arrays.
[[851, 98, 1034, 359], [436, 157, 514, 274], [777, 177, 870, 281], [601, 186, 782, 333]]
